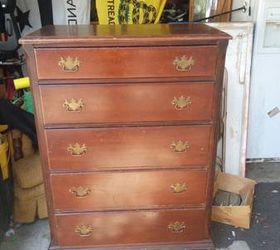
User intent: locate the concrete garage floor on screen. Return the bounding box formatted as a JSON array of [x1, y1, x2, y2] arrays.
[[0, 162, 279, 250]]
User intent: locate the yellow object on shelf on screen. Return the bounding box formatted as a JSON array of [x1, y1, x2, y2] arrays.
[[0, 125, 8, 132], [0, 136, 9, 180], [14, 77, 30, 90], [96, 0, 167, 25]]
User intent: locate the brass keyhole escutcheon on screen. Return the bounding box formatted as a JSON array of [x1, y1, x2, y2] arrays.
[[58, 56, 80, 72], [69, 186, 91, 198], [170, 140, 190, 153], [75, 224, 94, 237], [168, 221, 186, 233], [171, 96, 192, 110], [173, 55, 195, 72], [170, 183, 187, 193], [67, 143, 87, 156], [63, 98, 84, 112]]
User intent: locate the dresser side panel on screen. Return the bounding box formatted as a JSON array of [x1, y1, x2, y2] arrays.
[[22, 45, 58, 246], [204, 40, 229, 233]]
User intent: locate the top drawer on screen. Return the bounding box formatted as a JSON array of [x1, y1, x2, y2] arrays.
[[34, 46, 218, 81]]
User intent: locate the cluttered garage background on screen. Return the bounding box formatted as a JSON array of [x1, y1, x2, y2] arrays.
[[0, 0, 280, 249]]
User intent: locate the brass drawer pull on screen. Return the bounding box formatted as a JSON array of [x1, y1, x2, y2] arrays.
[[170, 183, 187, 193], [63, 98, 84, 112], [69, 186, 91, 198], [67, 143, 87, 156], [58, 56, 80, 72], [173, 55, 195, 72], [75, 224, 94, 237], [170, 140, 190, 153], [168, 221, 186, 233], [171, 96, 192, 110]]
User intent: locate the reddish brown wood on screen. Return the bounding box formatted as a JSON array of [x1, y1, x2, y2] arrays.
[[206, 40, 229, 232], [46, 126, 212, 171], [20, 23, 230, 249], [22, 45, 60, 244], [50, 169, 208, 212], [40, 82, 215, 125], [35, 46, 218, 80], [20, 23, 231, 47], [54, 209, 208, 247]]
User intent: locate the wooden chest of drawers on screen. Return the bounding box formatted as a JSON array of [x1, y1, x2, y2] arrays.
[[21, 24, 230, 249]]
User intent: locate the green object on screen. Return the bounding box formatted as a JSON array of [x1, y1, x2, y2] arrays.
[[23, 90, 34, 114]]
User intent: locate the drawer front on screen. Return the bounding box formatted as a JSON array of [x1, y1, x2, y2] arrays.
[[54, 209, 208, 247], [46, 126, 212, 171], [35, 46, 218, 80], [51, 169, 207, 212], [40, 83, 215, 125]]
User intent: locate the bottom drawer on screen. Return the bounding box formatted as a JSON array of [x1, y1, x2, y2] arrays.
[[54, 209, 209, 247]]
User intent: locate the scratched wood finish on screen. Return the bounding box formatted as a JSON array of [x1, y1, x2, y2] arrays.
[[35, 46, 218, 80], [45, 126, 212, 171], [50, 169, 208, 212], [54, 209, 208, 247], [40, 83, 215, 125], [21, 23, 230, 249]]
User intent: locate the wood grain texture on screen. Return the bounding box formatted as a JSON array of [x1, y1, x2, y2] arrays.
[[205, 40, 229, 230], [35, 46, 218, 80], [45, 126, 212, 171], [21, 23, 230, 249], [22, 45, 59, 244], [19, 23, 231, 46], [54, 209, 208, 247], [40, 82, 215, 125], [50, 169, 208, 212]]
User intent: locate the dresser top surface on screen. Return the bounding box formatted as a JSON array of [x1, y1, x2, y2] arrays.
[[20, 23, 230, 47]]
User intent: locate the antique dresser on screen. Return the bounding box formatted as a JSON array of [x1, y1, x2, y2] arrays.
[[21, 24, 230, 249]]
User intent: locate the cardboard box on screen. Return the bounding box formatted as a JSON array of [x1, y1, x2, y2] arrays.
[[211, 172, 256, 229]]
